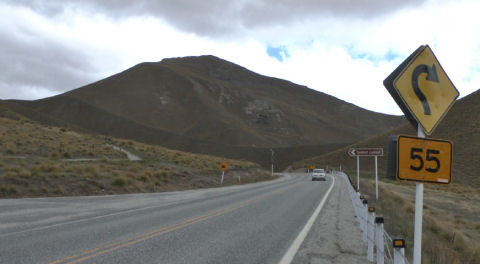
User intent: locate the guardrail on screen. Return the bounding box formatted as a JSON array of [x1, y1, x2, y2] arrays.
[[332, 171, 410, 264]]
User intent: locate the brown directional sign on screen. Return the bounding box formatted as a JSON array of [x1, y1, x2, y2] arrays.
[[384, 45, 459, 135], [397, 135, 452, 184], [220, 162, 228, 171], [348, 148, 383, 157]]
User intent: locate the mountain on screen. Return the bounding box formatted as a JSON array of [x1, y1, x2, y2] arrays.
[[2, 55, 405, 168], [294, 88, 480, 188]]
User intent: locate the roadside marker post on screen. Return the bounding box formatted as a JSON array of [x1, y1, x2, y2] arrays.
[[362, 199, 368, 243], [375, 217, 385, 264], [367, 207, 375, 262], [393, 239, 406, 264], [270, 149, 275, 177]]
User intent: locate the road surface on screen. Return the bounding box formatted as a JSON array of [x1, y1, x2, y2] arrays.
[[0, 173, 334, 264]]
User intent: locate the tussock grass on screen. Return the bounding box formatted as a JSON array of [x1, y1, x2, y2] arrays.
[[0, 117, 270, 198], [354, 174, 480, 264], [0, 117, 124, 159]]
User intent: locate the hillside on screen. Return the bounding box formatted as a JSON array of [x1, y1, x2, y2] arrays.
[[294, 88, 480, 188], [0, 116, 268, 198], [293, 89, 480, 263], [2, 55, 404, 169]]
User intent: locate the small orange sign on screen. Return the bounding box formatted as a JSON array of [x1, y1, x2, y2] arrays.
[[397, 135, 452, 184], [220, 162, 228, 171]]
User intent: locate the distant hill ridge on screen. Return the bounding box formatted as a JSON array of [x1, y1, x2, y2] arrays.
[[2, 55, 405, 168], [295, 88, 480, 188]]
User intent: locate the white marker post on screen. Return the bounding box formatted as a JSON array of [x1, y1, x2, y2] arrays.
[[413, 124, 425, 264], [270, 149, 275, 177], [220, 171, 224, 185]]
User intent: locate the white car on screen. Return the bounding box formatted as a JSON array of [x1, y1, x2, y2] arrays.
[[312, 169, 326, 181]]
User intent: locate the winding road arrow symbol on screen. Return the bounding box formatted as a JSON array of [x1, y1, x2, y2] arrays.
[[411, 64, 439, 115]]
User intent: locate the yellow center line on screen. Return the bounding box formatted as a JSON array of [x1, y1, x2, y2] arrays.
[[49, 184, 293, 264]]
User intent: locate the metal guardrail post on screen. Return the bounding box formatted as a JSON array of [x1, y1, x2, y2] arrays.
[[393, 239, 406, 264], [362, 199, 368, 242], [375, 217, 385, 264], [356, 192, 362, 224], [367, 207, 375, 262]]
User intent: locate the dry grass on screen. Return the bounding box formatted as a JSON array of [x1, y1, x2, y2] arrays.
[[0, 118, 124, 159], [110, 138, 259, 173], [0, 117, 270, 198], [354, 174, 480, 264]]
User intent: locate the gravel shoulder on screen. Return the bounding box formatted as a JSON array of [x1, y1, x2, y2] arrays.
[[292, 174, 366, 264]]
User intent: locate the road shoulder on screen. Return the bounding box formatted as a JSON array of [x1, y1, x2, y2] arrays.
[[292, 174, 366, 264]]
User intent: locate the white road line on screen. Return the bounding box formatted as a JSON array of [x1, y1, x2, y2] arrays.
[[279, 174, 336, 264]]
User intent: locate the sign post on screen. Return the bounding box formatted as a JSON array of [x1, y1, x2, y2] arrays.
[[374, 155, 378, 200], [384, 44, 458, 264], [357, 156, 360, 190], [348, 148, 383, 193], [414, 126, 425, 264]]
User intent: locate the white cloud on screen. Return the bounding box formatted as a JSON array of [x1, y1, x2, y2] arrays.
[[0, 0, 479, 116]]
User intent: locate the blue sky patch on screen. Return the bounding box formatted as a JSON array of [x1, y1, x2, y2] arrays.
[[384, 49, 400, 62], [348, 47, 402, 65], [267, 45, 290, 62]]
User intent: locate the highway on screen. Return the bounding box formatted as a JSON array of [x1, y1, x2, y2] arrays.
[[0, 173, 334, 264]]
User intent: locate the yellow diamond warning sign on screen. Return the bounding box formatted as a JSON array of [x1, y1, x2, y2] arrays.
[[384, 45, 459, 135]]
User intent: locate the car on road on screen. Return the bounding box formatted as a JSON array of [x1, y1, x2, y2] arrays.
[[312, 168, 326, 181]]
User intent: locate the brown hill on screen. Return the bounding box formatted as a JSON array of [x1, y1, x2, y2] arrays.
[[0, 116, 268, 198], [294, 88, 480, 188], [2, 55, 404, 169]]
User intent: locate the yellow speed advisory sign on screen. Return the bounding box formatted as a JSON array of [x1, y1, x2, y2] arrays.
[[384, 45, 459, 135], [397, 135, 452, 184], [220, 162, 228, 171]]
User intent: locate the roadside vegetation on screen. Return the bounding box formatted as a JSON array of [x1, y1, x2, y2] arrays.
[[342, 169, 480, 264], [0, 117, 270, 198]]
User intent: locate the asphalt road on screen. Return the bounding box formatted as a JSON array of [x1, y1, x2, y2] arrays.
[[0, 173, 333, 264]]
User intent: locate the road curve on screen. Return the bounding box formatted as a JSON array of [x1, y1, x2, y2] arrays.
[[0, 173, 333, 264]]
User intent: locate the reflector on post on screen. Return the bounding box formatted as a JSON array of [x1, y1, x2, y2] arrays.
[[393, 239, 405, 248]]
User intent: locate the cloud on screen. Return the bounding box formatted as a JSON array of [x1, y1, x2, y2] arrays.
[[5, 0, 426, 37], [0, 4, 101, 99], [0, 0, 478, 117]]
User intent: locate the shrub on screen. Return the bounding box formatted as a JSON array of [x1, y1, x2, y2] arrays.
[[49, 152, 60, 160], [112, 177, 127, 187]]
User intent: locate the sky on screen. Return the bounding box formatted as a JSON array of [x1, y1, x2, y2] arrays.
[[1, 0, 479, 115]]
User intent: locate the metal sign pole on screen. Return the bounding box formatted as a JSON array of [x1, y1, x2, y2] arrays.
[[356, 156, 360, 191], [375, 155, 378, 200], [414, 124, 425, 264]]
